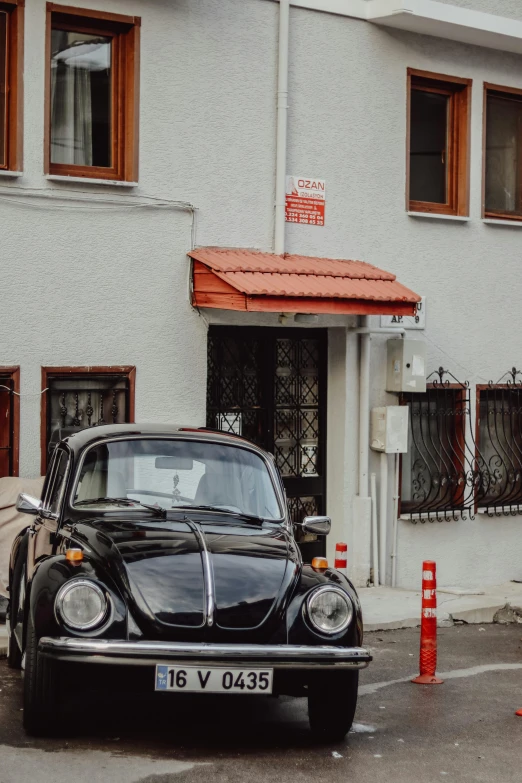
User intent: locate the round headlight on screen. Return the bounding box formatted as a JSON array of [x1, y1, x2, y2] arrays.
[[56, 580, 107, 630], [307, 587, 353, 634]]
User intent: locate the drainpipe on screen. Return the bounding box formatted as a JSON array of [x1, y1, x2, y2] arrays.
[[358, 316, 371, 499], [351, 322, 405, 585], [274, 0, 290, 255]]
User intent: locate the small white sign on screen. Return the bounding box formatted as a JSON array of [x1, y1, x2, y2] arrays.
[[285, 176, 325, 226], [381, 296, 426, 330]]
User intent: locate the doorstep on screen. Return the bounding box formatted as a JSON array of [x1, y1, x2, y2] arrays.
[[359, 582, 522, 631]]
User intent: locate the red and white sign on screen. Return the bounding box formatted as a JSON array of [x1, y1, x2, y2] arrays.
[[285, 176, 325, 226]]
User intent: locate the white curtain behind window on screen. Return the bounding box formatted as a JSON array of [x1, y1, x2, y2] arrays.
[[50, 32, 111, 166], [51, 61, 93, 165]]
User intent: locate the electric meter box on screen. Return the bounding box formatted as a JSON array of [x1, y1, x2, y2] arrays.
[[370, 406, 409, 453], [386, 339, 427, 393]]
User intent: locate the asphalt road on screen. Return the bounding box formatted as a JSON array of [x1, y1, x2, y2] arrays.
[[1, 625, 521, 783]]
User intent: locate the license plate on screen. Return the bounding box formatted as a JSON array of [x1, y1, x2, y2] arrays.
[[155, 665, 273, 694]]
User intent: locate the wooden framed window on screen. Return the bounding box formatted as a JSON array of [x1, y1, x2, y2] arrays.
[[0, 366, 20, 477], [45, 4, 140, 182], [0, 0, 23, 171], [400, 385, 466, 518], [407, 69, 471, 216], [483, 83, 522, 221], [40, 366, 135, 472], [476, 385, 522, 510]]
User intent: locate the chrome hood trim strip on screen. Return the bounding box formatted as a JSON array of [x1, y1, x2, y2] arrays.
[[184, 516, 215, 627]]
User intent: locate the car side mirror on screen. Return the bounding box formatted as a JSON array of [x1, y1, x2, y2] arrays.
[[16, 493, 42, 516], [301, 516, 331, 535]]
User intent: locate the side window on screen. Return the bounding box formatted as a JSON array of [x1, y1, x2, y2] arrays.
[[407, 69, 471, 216], [46, 449, 69, 516], [484, 84, 522, 220]]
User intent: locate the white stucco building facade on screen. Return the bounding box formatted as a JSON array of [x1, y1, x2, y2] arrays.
[[1, 0, 522, 590]]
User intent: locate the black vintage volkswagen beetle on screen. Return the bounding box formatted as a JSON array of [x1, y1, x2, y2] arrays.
[[7, 424, 371, 740]]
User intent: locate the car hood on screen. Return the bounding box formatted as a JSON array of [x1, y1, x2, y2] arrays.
[[70, 516, 300, 639]]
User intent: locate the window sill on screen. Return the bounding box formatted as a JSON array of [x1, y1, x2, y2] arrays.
[[483, 218, 522, 227], [407, 211, 469, 222], [0, 170, 23, 178], [400, 511, 462, 520], [477, 506, 522, 514], [46, 175, 138, 188]]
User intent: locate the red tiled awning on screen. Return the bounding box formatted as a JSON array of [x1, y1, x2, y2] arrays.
[[189, 247, 421, 316]]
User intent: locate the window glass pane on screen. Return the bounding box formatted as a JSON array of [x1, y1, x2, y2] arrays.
[[485, 94, 522, 215], [73, 439, 283, 520], [48, 451, 69, 515], [50, 29, 112, 167], [410, 89, 449, 204], [0, 12, 7, 167]]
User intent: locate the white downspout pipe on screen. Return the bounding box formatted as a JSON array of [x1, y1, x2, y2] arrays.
[[274, 0, 290, 255], [379, 451, 388, 584], [370, 472, 379, 586], [391, 452, 400, 587], [358, 316, 371, 498]]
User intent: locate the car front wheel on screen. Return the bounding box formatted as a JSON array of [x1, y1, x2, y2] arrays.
[[307, 670, 359, 742], [23, 613, 64, 737]]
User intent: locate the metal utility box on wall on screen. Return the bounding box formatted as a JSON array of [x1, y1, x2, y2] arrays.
[[386, 339, 426, 393], [370, 406, 409, 453]]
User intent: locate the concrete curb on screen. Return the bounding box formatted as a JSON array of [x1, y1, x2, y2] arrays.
[[0, 625, 7, 657]]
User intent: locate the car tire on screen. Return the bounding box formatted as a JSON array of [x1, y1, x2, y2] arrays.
[[307, 670, 359, 742], [23, 613, 63, 737], [7, 559, 24, 669]]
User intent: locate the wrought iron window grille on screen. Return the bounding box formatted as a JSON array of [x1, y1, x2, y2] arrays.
[[476, 367, 522, 516], [45, 374, 131, 456], [401, 367, 481, 523]]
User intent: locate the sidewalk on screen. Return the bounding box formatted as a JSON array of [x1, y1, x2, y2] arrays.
[[359, 581, 522, 631]]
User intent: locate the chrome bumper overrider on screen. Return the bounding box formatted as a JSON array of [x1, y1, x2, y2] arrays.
[[38, 638, 372, 669]]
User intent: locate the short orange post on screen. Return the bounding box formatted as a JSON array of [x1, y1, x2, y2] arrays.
[[334, 542, 348, 573], [516, 709, 522, 717], [412, 560, 443, 685]]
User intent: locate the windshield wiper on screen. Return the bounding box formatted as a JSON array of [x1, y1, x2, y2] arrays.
[[176, 504, 265, 526], [75, 497, 166, 518]]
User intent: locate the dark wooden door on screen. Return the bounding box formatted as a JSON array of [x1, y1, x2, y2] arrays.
[[206, 327, 327, 559]]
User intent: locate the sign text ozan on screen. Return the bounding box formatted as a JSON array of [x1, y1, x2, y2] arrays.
[[285, 176, 325, 226]]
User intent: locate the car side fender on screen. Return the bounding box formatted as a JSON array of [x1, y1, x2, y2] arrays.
[[8, 526, 30, 591], [286, 565, 364, 647], [28, 554, 127, 641]]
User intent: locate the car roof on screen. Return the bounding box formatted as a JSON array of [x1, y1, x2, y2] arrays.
[[59, 423, 267, 457]]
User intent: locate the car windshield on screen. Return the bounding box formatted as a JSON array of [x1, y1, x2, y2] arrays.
[[72, 438, 283, 520]]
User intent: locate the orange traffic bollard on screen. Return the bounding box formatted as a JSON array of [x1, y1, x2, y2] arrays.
[[516, 709, 522, 717], [334, 542, 348, 573], [412, 560, 443, 685]]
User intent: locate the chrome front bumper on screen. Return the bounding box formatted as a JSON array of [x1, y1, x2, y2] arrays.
[[39, 637, 372, 669]]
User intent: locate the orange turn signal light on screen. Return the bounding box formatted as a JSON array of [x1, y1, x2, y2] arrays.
[[66, 548, 83, 563], [312, 557, 328, 570]]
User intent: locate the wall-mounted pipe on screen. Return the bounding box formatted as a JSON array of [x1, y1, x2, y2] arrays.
[[370, 472, 379, 586], [274, 0, 290, 255], [379, 451, 388, 584], [391, 452, 400, 587], [358, 316, 371, 498]]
